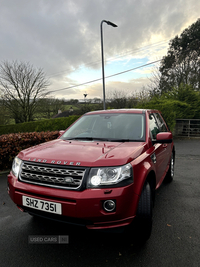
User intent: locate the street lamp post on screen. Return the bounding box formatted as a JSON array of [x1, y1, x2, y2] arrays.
[[100, 20, 118, 110]]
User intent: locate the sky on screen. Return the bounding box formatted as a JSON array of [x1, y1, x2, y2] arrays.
[[0, 0, 200, 101]]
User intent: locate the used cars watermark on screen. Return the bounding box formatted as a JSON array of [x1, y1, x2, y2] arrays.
[[28, 235, 69, 244]]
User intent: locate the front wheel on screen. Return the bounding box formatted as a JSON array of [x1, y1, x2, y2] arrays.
[[136, 182, 153, 242], [124, 182, 153, 244]]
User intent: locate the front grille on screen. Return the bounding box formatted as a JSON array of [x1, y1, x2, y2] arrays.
[[19, 162, 86, 190]]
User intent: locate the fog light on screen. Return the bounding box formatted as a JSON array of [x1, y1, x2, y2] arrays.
[[103, 200, 116, 212]]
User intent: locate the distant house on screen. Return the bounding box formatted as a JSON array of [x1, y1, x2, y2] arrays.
[[52, 107, 74, 118], [52, 110, 70, 118]]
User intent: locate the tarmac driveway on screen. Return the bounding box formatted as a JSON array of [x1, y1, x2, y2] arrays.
[[0, 138, 200, 267]]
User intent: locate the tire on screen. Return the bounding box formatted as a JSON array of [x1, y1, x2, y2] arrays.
[[164, 152, 174, 183], [135, 182, 153, 243]]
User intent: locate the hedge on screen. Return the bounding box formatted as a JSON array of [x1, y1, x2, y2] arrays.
[[0, 131, 60, 171], [137, 99, 191, 131], [0, 115, 80, 135]]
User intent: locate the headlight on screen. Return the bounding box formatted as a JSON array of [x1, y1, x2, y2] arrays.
[[12, 157, 22, 178], [87, 163, 133, 188]]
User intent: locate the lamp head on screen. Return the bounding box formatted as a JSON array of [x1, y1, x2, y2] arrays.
[[106, 20, 118, 27]]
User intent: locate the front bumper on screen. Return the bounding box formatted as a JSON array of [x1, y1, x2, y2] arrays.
[[8, 172, 139, 229]]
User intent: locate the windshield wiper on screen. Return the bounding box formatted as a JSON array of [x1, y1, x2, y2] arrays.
[[109, 139, 138, 142], [65, 137, 113, 142], [66, 137, 94, 141], [65, 137, 139, 142]]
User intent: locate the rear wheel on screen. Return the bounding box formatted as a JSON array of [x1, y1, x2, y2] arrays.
[[164, 152, 174, 183]]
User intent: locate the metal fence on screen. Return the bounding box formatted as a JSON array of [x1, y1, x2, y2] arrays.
[[174, 119, 200, 137]]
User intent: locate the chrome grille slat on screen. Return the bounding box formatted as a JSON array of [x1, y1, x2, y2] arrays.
[[19, 162, 85, 189], [22, 164, 83, 176]]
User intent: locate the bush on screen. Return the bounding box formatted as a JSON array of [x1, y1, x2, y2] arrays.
[[0, 131, 59, 171], [137, 99, 190, 131], [0, 115, 80, 135]]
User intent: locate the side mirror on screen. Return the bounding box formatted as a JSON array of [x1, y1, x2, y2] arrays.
[[155, 132, 173, 143], [58, 130, 65, 137]]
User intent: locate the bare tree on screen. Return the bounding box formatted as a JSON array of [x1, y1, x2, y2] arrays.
[[135, 86, 151, 104], [36, 98, 66, 119], [107, 90, 140, 109], [0, 99, 10, 125], [145, 63, 162, 96], [0, 61, 50, 123], [107, 90, 128, 109]]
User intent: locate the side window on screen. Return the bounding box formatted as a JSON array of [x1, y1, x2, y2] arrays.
[[154, 113, 168, 132], [149, 114, 160, 140]]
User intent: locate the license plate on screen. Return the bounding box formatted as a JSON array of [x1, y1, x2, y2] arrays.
[[22, 196, 62, 215]]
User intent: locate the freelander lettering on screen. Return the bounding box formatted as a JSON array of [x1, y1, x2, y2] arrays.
[[28, 158, 81, 166]]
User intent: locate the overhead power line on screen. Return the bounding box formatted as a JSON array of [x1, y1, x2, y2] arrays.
[[49, 59, 161, 94], [47, 40, 168, 78]]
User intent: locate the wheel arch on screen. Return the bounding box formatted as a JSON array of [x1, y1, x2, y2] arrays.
[[146, 170, 156, 202], [133, 158, 156, 197]]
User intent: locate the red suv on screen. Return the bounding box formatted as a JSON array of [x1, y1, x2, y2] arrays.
[[8, 109, 175, 242]]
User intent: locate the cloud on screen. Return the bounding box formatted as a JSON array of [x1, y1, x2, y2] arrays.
[[0, 0, 199, 99]]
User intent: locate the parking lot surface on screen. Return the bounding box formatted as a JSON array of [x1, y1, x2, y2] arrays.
[[0, 139, 200, 267]]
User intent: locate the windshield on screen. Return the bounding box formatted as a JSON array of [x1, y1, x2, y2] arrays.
[[60, 113, 145, 142]]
